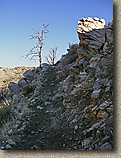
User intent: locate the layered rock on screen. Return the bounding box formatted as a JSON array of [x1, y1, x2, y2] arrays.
[[77, 17, 106, 50]]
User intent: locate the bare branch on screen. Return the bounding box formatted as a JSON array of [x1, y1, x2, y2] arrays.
[[46, 47, 58, 65], [29, 55, 39, 61], [45, 57, 51, 65], [30, 44, 39, 51]]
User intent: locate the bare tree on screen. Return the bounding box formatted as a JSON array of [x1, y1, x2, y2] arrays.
[[46, 47, 58, 65], [24, 23, 50, 67]]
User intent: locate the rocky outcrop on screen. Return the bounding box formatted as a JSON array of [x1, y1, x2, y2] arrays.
[[0, 17, 113, 150], [77, 17, 106, 50]]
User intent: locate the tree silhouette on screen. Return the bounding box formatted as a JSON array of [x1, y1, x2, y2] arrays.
[[46, 47, 58, 65], [24, 23, 50, 67]]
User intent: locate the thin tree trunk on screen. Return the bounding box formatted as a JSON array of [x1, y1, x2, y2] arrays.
[[39, 46, 42, 67]]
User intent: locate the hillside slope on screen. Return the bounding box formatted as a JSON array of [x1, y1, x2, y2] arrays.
[[0, 17, 113, 150], [0, 66, 35, 92]]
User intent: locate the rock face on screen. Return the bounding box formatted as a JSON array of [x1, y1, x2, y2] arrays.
[[0, 17, 113, 150], [77, 17, 106, 50]]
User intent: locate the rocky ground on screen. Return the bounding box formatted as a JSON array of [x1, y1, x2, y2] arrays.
[[0, 17, 113, 150], [0, 66, 35, 90]]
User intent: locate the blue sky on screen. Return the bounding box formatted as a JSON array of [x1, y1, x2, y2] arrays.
[[0, 0, 113, 68]]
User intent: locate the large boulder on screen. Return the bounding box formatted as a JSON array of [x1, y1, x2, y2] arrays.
[[77, 17, 105, 50], [8, 82, 21, 94], [23, 70, 34, 79], [18, 78, 28, 87]]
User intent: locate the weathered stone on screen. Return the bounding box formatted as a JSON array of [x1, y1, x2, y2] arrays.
[[77, 47, 88, 58], [91, 89, 101, 99], [8, 129, 13, 135], [24, 70, 34, 79], [44, 101, 51, 106], [105, 21, 113, 44], [100, 142, 112, 150], [37, 106, 43, 110], [0, 146, 5, 150], [92, 121, 102, 129], [106, 107, 113, 113], [77, 17, 105, 50], [89, 57, 100, 68], [70, 67, 80, 74], [99, 102, 109, 110], [79, 72, 87, 81], [75, 125, 78, 130], [93, 79, 105, 90], [17, 125, 26, 132], [102, 136, 110, 143], [97, 110, 108, 118], [18, 78, 27, 87], [5, 144, 12, 149], [8, 82, 20, 94], [7, 139, 16, 146]]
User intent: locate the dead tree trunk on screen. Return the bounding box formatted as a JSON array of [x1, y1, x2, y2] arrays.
[[23, 24, 50, 67]]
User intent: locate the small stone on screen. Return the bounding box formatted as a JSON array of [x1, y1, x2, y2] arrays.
[[92, 122, 101, 129], [7, 139, 16, 146], [100, 142, 112, 150], [17, 125, 26, 132], [75, 125, 78, 130], [72, 119, 77, 123], [99, 102, 108, 110], [44, 101, 51, 106], [37, 106, 43, 110], [106, 107, 113, 113], [83, 61, 88, 67], [8, 129, 13, 135], [5, 144, 12, 149], [102, 136, 110, 143], [93, 79, 105, 90], [73, 146, 78, 149], [31, 99, 35, 103], [97, 110, 108, 118], [1, 141, 5, 144], [91, 89, 101, 99], [80, 72, 87, 81], [45, 110, 49, 113], [0, 146, 5, 150], [33, 145, 39, 149], [105, 86, 110, 92], [98, 142, 102, 146]]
